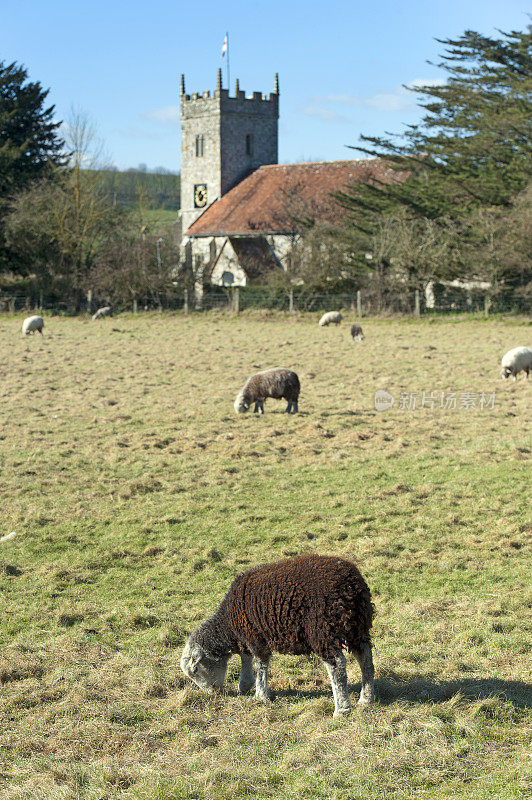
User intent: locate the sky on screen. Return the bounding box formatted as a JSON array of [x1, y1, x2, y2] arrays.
[[2, 0, 529, 172]]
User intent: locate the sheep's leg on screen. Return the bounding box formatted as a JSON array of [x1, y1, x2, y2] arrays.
[[285, 401, 292, 413], [253, 657, 271, 702], [353, 640, 376, 707], [323, 652, 351, 717], [292, 401, 298, 414], [258, 401, 264, 414], [238, 653, 254, 694], [253, 401, 260, 413]]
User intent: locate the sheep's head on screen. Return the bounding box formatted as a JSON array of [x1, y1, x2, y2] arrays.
[[234, 391, 249, 413], [180, 638, 229, 692], [501, 367, 512, 379]]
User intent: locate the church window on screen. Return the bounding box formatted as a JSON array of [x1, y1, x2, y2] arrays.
[[195, 135, 204, 157], [245, 133, 254, 156]]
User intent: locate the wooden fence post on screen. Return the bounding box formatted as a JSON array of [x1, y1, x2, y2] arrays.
[[87, 289, 92, 314], [356, 290, 362, 317], [233, 287, 240, 313], [414, 289, 421, 317], [184, 289, 189, 314], [133, 299, 138, 314], [484, 295, 491, 318], [289, 289, 294, 313]]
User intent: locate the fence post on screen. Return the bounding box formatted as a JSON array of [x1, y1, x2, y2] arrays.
[[184, 289, 189, 314], [39, 290, 43, 312], [289, 289, 294, 313], [414, 289, 421, 317], [86, 289, 92, 314], [484, 295, 491, 318], [356, 290, 362, 317], [133, 299, 138, 314], [233, 287, 240, 314]]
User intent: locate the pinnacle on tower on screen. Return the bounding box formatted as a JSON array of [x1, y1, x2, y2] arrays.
[[274, 73, 279, 94], [217, 68, 222, 91], [235, 78, 240, 95], [180, 74, 186, 95]]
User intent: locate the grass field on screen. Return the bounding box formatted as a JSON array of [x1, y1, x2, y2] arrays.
[[0, 311, 530, 800]]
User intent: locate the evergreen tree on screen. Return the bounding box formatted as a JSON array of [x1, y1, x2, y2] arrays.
[[0, 60, 64, 201], [337, 26, 532, 226]]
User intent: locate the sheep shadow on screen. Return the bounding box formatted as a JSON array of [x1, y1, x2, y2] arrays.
[[272, 676, 532, 710]]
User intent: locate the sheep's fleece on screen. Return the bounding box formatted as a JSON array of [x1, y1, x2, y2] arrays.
[[500, 346, 532, 379], [181, 554, 376, 716]]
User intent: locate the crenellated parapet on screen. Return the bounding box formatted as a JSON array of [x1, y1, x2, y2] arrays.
[[180, 71, 279, 114]]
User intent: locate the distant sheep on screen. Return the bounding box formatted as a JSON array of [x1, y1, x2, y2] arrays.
[[500, 346, 532, 380], [350, 324, 365, 341], [92, 306, 113, 320], [22, 316, 44, 336], [180, 554, 376, 717], [234, 367, 300, 414], [319, 311, 342, 327]]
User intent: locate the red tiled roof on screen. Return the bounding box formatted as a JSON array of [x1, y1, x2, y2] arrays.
[[185, 159, 399, 237]]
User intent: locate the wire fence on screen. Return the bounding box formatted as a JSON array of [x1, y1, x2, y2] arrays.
[[0, 287, 529, 316]]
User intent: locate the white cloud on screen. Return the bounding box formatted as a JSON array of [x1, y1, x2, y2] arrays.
[[142, 105, 179, 126], [304, 77, 446, 117], [363, 91, 413, 112], [299, 105, 349, 123], [407, 77, 446, 89]]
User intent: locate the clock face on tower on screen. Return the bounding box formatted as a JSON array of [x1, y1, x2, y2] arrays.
[[194, 184, 207, 208]]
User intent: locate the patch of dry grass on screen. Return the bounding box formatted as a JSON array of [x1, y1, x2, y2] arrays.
[[0, 311, 530, 799]]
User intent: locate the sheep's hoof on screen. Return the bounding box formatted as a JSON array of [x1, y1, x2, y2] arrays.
[[255, 692, 272, 703], [333, 707, 351, 718], [357, 698, 375, 710]]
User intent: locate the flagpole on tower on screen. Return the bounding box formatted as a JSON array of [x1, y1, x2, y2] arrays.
[[221, 32, 229, 89], [226, 31, 230, 89]]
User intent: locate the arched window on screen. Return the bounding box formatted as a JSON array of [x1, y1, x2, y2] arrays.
[[245, 133, 253, 156], [195, 135, 204, 157]]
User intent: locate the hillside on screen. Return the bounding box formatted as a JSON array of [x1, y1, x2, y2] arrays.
[[89, 168, 181, 210]]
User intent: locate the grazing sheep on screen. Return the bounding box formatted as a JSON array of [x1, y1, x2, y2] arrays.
[[234, 367, 300, 414], [180, 554, 376, 717], [92, 306, 113, 320], [350, 324, 365, 342], [319, 311, 342, 327], [21, 315, 44, 336], [500, 346, 532, 380]]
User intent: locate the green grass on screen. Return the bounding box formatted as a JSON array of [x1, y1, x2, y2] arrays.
[[0, 312, 530, 799]]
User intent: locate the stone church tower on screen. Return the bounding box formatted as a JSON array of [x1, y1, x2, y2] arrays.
[[179, 70, 279, 234]]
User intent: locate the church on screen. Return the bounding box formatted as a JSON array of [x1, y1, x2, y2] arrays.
[[178, 70, 396, 292]]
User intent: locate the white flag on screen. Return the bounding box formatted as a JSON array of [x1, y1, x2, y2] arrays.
[[221, 34, 228, 59]]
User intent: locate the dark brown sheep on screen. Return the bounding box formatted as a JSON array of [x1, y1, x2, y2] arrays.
[[350, 324, 364, 341], [234, 367, 300, 414], [181, 554, 376, 716]]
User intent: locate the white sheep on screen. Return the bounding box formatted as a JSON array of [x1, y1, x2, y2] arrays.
[[500, 347, 532, 380], [21, 315, 44, 336], [319, 311, 342, 327], [92, 306, 113, 320]]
